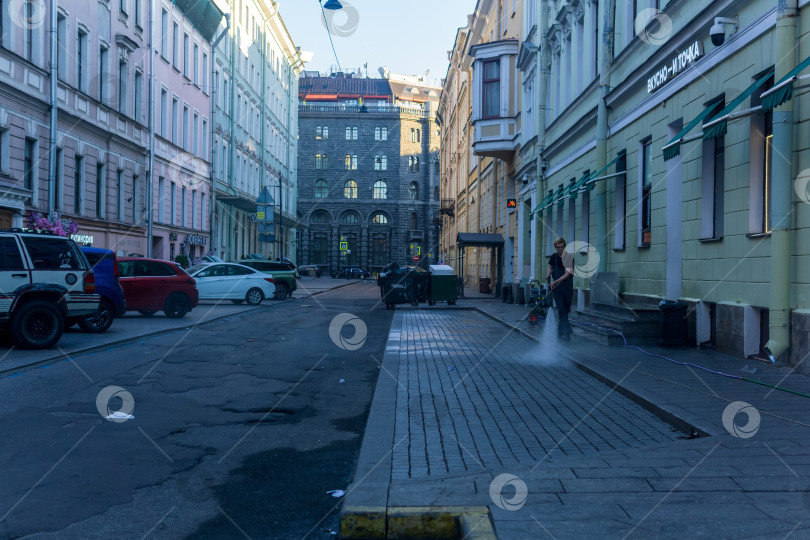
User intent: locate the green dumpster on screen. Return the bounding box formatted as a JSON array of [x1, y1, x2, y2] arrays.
[[427, 265, 458, 306]]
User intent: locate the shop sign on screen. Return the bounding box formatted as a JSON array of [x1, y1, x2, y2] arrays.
[[71, 234, 94, 245], [506, 199, 516, 208], [647, 41, 703, 93], [185, 234, 207, 246]]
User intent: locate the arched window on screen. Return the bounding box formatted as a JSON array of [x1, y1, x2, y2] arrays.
[[372, 180, 387, 199], [380, 155, 387, 170], [381, 127, 388, 140], [311, 210, 330, 224], [342, 212, 359, 224], [322, 126, 329, 138], [315, 154, 322, 169], [374, 127, 381, 140], [344, 154, 351, 170], [321, 153, 328, 169], [410, 212, 418, 230], [314, 179, 328, 198], [352, 127, 358, 140], [351, 154, 358, 169], [344, 179, 358, 199], [408, 181, 418, 200], [374, 154, 381, 171], [371, 212, 388, 224]]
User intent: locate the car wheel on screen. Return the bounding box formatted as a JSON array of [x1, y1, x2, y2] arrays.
[[139, 310, 156, 317], [78, 299, 115, 333], [11, 300, 64, 350], [230, 299, 244, 305], [164, 294, 190, 319], [274, 282, 290, 300], [245, 288, 264, 305]]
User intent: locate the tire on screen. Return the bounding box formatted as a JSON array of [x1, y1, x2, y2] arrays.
[[163, 294, 190, 319], [230, 299, 244, 305], [139, 310, 156, 317], [245, 288, 264, 305], [273, 282, 290, 300], [11, 300, 65, 350], [78, 299, 115, 333]]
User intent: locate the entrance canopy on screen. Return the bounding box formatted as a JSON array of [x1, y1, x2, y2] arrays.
[[457, 233, 504, 247]]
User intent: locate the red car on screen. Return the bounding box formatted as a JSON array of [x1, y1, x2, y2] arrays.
[[117, 258, 199, 318]]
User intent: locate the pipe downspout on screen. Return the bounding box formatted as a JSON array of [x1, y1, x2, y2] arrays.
[[595, 0, 616, 271], [146, 0, 155, 257], [534, 0, 548, 279], [765, 0, 797, 363], [48, 0, 57, 212], [209, 14, 230, 259]]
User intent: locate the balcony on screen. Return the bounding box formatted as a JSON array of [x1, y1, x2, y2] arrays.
[[440, 199, 455, 217], [469, 39, 520, 161]]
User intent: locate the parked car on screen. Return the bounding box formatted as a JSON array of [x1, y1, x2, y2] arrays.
[[242, 253, 266, 260], [75, 247, 127, 333], [0, 230, 100, 349], [298, 265, 323, 277], [238, 260, 298, 299], [339, 267, 371, 279], [117, 258, 199, 318], [187, 263, 275, 305]]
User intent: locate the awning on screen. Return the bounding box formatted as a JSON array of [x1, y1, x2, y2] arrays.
[[173, 0, 223, 42], [703, 68, 774, 140], [304, 94, 339, 101], [530, 190, 555, 215], [761, 55, 810, 112], [457, 233, 505, 247], [580, 150, 627, 189], [663, 95, 724, 161]]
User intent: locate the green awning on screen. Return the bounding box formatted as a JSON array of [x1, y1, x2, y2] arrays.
[[580, 151, 626, 189], [662, 96, 724, 161], [530, 190, 555, 215], [565, 171, 592, 199], [547, 185, 565, 208], [173, 0, 224, 42], [761, 55, 810, 112], [703, 68, 774, 140]]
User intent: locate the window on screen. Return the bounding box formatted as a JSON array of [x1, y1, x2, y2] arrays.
[[160, 89, 168, 137], [315, 154, 323, 170], [24, 0, 33, 61], [409, 181, 418, 200], [381, 127, 387, 140], [344, 154, 357, 170], [409, 156, 420, 172], [161, 10, 168, 57], [134, 0, 141, 27], [181, 186, 187, 227], [23, 138, 36, 191], [95, 159, 105, 217], [192, 190, 197, 229], [133, 71, 142, 121], [193, 43, 199, 84], [133, 174, 140, 224], [312, 234, 328, 264], [373, 180, 387, 199], [371, 212, 388, 224], [344, 180, 357, 199], [192, 112, 199, 155], [172, 97, 179, 144], [372, 236, 387, 265], [345, 126, 351, 140], [314, 179, 328, 198], [118, 60, 127, 112], [410, 213, 418, 230], [483, 60, 500, 117], [351, 155, 358, 169], [763, 113, 773, 233], [351, 127, 358, 140], [120, 0, 127, 16], [640, 139, 652, 245], [379, 155, 387, 170], [170, 181, 176, 224], [311, 210, 330, 224], [201, 118, 207, 157], [172, 22, 179, 67], [158, 176, 165, 222], [77, 29, 88, 92], [74, 155, 84, 214], [202, 53, 208, 93], [0, 237, 25, 270], [411, 128, 421, 143], [316, 126, 323, 139], [116, 169, 124, 221], [183, 33, 189, 76], [342, 212, 359, 224], [57, 14, 66, 80], [375, 127, 380, 140], [98, 45, 109, 102], [702, 97, 726, 239], [182, 105, 191, 152]]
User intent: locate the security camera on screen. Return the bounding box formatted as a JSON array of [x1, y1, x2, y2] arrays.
[[522, 174, 529, 185], [710, 17, 738, 47]]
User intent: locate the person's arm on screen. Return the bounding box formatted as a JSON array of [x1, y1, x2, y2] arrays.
[[549, 256, 573, 289]]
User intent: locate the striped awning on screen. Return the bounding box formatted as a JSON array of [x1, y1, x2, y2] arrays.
[[703, 68, 774, 140], [761, 55, 810, 112]]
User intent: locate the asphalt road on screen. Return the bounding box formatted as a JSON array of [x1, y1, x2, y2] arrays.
[[0, 281, 389, 539]]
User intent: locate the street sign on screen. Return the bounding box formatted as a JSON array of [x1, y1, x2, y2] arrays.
[[256, 187, 274, 222], [413, 256, 419, 262], [339, 241, 348, 251], [258, 222, 275, 233], [259, 234, 276, 243]]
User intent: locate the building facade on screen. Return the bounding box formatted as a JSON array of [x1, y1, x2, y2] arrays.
[[443, 0, 809, 368], [438, 0, 524, 292], [297, 71, 440, 276], [211, 0, 303, 262]]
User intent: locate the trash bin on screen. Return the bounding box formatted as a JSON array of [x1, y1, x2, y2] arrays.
[[502, 283, 509, 302], [479, 277, 492, 294], [427, 265, 458, 305], [379, 267, 417, 309], [412, 269, 430, 302], [516, 284, 526, 305], [457, 276, 465, 298], [659, 300, 688, 346]]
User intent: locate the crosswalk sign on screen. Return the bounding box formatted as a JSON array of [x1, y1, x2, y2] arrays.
[[340, 241, 348, 251]]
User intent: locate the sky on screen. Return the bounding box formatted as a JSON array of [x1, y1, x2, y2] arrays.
[[276, 0, 472, 87]]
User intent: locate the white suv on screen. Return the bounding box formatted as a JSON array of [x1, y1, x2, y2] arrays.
[[0, 230, 100, 349]]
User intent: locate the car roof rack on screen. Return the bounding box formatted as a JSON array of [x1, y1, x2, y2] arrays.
[[0, 228, 56, 235]]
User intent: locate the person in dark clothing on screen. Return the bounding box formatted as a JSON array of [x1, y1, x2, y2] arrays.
[[547, 237, 574, 341]]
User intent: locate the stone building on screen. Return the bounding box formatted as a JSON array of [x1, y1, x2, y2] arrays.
[[211, 0, 304, 262], [297, 71, 440, 276]]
